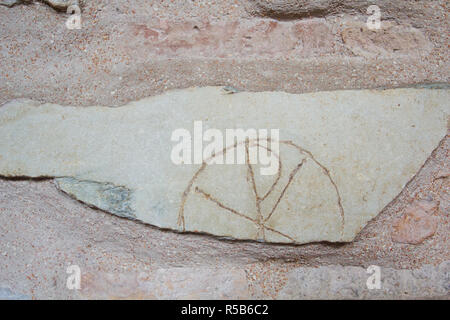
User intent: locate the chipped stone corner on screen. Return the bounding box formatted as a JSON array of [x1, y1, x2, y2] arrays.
[[55, 177, 136, 220]]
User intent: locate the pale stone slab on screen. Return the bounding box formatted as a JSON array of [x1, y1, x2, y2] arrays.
[[0, 87, 448, 244]]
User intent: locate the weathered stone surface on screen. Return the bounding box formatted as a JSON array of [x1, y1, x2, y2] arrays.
[[0, 0, 20, 7], [124, 18, 337, 59], [38, 261, 450, 299], [436, 168, 450, 180], [277, 261, 450, 299], [247, 0, 357, 18], [1, 1, 447, 108], [341, 21, 431, 58], [80, 267, 250, 299], [0, 287, 30, 300], [43, 0, 77, 11], [392, 199, 439, 244], [246, 0, 442, 21], [0, 0, 76, 9], [0, 87, 448, 245]]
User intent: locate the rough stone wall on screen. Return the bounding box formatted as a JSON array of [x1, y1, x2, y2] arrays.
[[0, 0, 448, 299]]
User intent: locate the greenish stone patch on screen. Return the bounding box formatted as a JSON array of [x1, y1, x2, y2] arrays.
[[55, 177, 135, 219]]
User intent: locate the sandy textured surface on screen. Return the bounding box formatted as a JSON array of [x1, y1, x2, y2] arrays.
[[0, 0, 449, 299]]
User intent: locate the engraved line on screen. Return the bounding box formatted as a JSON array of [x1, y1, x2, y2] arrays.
[[177, 163, 207, 231], [246, 140, 260, 204], [263, 225, 295, 242], [195, 187, 258, 224], [282, 140, 345, 235], [246, 140, 265, 240], [263, 158, 306, 223], [254, 142, 282, 202]]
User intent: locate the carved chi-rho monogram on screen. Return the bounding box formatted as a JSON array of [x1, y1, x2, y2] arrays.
[[177, 139, 345, 242], [171, 121, 280, 176]]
